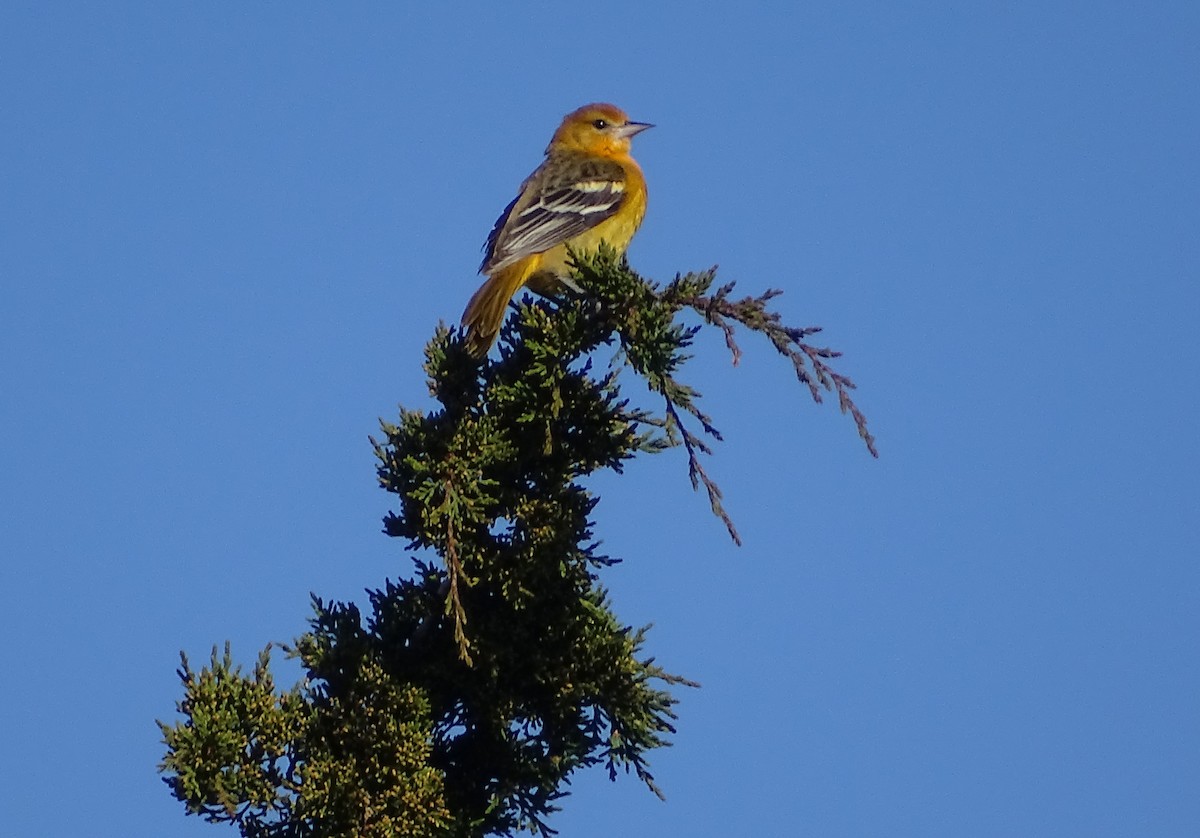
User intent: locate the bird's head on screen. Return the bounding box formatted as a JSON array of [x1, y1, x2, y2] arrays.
[[549, 103, 653, 157]]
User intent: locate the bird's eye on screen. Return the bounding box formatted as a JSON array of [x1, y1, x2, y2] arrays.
[[592, 119, 608, 129]]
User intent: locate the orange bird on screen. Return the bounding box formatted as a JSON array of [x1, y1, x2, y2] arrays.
[[461, 102, 652, 356]]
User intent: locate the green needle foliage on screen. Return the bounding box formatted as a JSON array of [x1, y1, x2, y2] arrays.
[[159, 248, 875, 837]]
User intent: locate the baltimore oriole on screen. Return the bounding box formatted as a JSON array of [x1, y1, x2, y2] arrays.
[[461, 102, 652, 356]]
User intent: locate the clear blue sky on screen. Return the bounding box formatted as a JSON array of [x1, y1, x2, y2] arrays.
[[2, 4, 1197, 836]]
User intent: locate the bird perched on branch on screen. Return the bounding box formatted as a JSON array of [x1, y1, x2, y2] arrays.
[[461, 102, 652, 357]]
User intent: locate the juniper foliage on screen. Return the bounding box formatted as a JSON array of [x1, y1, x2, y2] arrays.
[[158, 248, 875, 836]]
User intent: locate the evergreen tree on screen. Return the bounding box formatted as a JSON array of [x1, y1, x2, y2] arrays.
[[159, 249, 875, 836]]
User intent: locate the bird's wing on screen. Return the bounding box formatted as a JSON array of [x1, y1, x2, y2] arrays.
[[481, 154, 627, 274]]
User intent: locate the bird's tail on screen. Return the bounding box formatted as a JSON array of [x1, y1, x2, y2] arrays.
[[461, 260, 536, 358]]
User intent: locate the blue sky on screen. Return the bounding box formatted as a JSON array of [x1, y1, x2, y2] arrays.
[[2, 3, 1197, 835]]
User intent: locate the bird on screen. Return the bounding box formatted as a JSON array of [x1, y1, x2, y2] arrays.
[[461, 102, 652, 357]]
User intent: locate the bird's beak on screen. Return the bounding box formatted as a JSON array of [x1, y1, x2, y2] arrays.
[[619, 121, 654, 138]]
